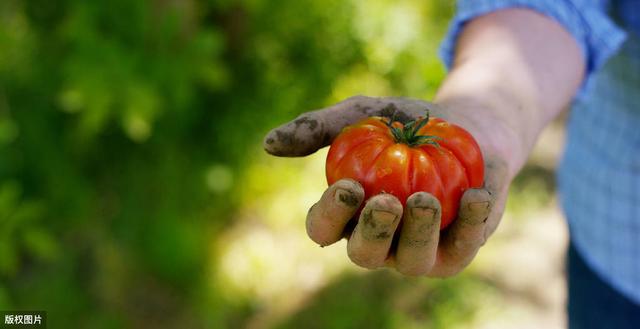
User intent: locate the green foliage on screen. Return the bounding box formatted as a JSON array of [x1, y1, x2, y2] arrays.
[[276, 271, 495, 329], [0, 0, 457, 327]]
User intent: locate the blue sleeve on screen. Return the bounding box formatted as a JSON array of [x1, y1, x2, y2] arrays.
[[440, 0, 627, 93]]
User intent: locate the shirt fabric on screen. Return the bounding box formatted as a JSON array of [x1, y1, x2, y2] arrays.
[[567, 241, 640, 329], [441, 0, 640, 304]]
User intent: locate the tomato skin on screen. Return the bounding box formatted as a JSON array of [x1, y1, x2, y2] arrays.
[[326, 116, 484, 230]]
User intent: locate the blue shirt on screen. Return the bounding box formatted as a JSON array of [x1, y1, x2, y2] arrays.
[[441, 0, 640, 304]]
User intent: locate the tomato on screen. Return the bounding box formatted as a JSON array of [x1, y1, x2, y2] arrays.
[[326, 114, 484, 230]]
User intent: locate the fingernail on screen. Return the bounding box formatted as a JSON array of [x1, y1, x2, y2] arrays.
[[468, 201, 490, 212], [361, 209, 397, 241], [371, 210, 397, 225], [335, 189, 359, 207], [411, 207, 435, 219]]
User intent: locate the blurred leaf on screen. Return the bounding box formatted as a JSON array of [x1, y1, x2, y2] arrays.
[[0, 284, 11, 310], [21, 228, 60, 262], [0, 239, 18, 276], [0, 118, 19, 145]]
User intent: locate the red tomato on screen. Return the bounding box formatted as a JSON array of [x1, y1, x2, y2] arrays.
[[326, 114, 484, 230]]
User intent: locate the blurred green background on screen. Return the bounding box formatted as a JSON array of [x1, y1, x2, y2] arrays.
[[0, 0, 568, 328]]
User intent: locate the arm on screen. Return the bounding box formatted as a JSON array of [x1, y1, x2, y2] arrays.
[[264, 8, 585, 276], [432, 7, 585, 245], [436, 8, 584, 181]]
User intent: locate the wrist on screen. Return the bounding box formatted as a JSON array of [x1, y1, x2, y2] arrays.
[[433, 97, 528, 181]]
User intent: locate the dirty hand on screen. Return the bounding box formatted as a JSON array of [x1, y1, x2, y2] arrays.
[[263, 96, 509, 276]]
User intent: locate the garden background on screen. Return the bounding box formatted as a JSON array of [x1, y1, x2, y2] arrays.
[[0, 1, 568, 328]]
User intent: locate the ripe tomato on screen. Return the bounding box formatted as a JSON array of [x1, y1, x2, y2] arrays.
[[326, 114, 484, 230]]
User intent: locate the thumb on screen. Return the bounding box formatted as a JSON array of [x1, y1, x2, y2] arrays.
[[263, 110, 330, 157], [263, 96, 372, 157], [263, 96, 439, 157]]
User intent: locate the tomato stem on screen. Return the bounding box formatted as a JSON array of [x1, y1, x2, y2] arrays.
[[381, 111, 442, 148]]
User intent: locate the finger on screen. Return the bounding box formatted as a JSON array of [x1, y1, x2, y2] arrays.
[[263, 96, 377, 156], [482, 157, 510, 239], [263, 96, 444, 157], [306, 179, 365, 247], [395, 192, 441, 276], [431, 188, 493, 277], [263, 109, 330, 157], [347, 193, 402, 269]]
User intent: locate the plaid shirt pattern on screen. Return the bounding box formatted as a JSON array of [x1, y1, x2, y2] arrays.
[[441, 0, 640, 303]]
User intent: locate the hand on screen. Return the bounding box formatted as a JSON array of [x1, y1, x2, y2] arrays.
[[264, 96, 509, 277]]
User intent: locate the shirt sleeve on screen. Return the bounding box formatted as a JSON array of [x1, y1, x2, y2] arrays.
[[440, 0, 627, 93]]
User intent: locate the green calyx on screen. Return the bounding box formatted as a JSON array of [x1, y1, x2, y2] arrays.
[[382, 111, 442, 148]]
